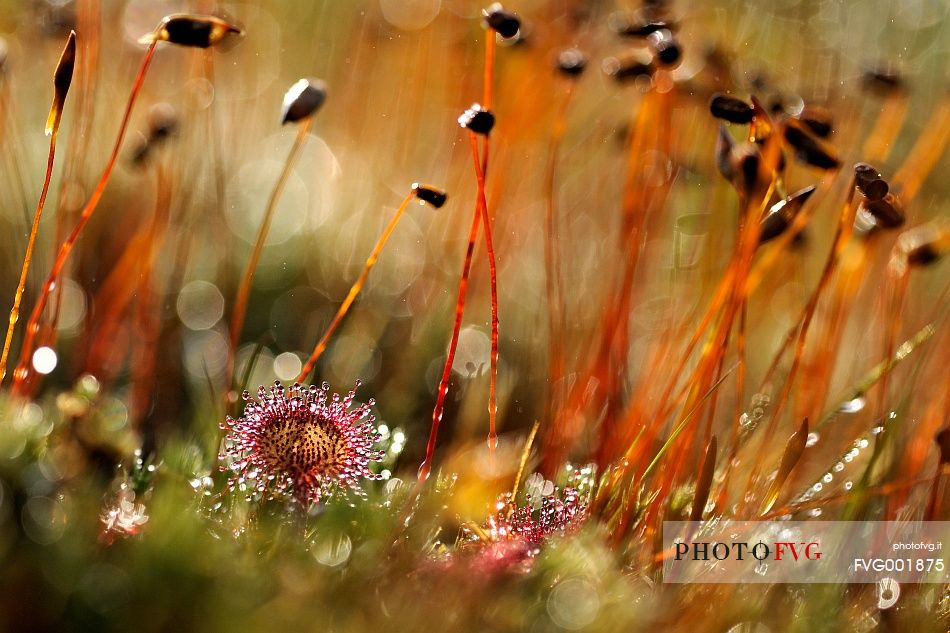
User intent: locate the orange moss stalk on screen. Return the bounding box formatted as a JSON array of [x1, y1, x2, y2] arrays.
[[419, 193, 482, 483], [84, 161, 174, 388], [41, 3, 101, 365], [128, 168, 173, 429], [608, 124, 783, 534], [11, 14, 240, 394], [0, 32, 75, 386], [228, 117, 312, 385], [228, 77, 326, 396], [296, 186, 446, 384], [11, 38, 158, 394], [740, 185, 859, 511]]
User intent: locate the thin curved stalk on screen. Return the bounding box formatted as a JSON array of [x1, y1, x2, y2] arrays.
[[0, 131, 58, 385], [483, 31, 495, 111], [296, 190, 416, 383], [418, 200, 482, 482], [228, 118, 312, 388]]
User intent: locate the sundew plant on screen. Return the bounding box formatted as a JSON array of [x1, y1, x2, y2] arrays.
[[0, 1, 948, 631]]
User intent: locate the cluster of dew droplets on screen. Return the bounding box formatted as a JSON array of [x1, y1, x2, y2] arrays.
[[479, 484, 588, 553], [733, 390, 772, 504], [218, 380, 385, 506], [790, 422, 884, 515], [738, 389, 772, 441]]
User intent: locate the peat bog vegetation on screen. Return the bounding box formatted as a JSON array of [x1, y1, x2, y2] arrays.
[[0, 1, 948, 631]]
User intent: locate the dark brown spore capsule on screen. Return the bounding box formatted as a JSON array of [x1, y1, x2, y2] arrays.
[[718, 141, 761, 196], [556, 48, 588, 77], [864, 193, 905, 229], [602, 50, 655, 82], [52, 31, 76, 102], [483, 4, 520, 39], [759, 185, 817, 244], [412, 184, 448, 209], [899, 223, 949, 267], [709, 93, 754, 124], [647, 29, 681, 67], [735, 145, 761, 195], [147, 103, 178, 141], [46, 30, 76, 136], [783, 119, 840, 170], [130, 104, 179, 166], [759, 207, 789, 245], [458, 103, 495, 136], [853, 162, 889, 201], [155, 14, 242, 48], [500, 24, 529, 47], [907, 243, 939, 266], [862, 66, 904, 96], [164, 17, 213, 47], [799, 105, 833, 138], [936, 427, 950, 465], [281, 78, 328, 125]]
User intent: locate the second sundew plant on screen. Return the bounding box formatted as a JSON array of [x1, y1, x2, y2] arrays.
[[0, 2, 949, 632]]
